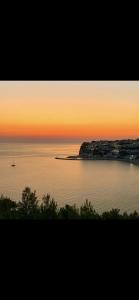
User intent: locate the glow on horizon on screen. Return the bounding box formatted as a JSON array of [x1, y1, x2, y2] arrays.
[[0, 81, 139, 141]]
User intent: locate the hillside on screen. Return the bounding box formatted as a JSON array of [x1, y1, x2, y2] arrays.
[[79, 139, 139, 163]]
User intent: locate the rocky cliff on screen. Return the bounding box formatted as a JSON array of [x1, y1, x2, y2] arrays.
[[79, 139, 139, 161]]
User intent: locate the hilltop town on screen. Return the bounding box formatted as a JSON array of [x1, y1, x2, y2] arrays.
[[55, 139, 139, 164], [79, 139, 139, 164]]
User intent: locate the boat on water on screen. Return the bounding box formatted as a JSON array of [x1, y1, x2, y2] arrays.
[[11, 161, 16, 167]]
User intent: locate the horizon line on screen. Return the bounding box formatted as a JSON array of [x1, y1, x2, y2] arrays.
[[0, 136, 139, 143]]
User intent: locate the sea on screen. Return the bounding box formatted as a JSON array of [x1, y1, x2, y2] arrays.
[[0, 142, 139, 213]]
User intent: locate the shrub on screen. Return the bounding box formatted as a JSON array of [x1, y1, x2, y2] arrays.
[[102, 209, 121, 220], [40, 194, 58, 219], [80, 199, 99, 219], [0, 195, 17, 219], [58, 204, 80, 219]]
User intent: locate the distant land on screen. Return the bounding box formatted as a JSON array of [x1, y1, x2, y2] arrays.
[[55, 139, 139, 165]]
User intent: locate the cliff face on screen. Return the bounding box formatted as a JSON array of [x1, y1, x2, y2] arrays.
[[79, 139, 139, 161], [79, 142, 92, 157]]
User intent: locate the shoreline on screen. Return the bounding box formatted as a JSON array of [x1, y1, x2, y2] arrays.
[[55, 156, 139, 165]]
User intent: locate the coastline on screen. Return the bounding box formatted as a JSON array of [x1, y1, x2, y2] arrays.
[[55, 156, 139, 165], [55, 139, 139, 166]]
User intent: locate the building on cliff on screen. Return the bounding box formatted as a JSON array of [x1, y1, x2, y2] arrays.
[[79, 139, 139, 161]]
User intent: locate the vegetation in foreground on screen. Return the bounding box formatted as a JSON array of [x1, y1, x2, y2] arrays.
[[0, 187, 139, 220]]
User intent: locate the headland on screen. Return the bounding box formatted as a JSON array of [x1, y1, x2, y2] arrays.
[[55, 139, 139, 165]]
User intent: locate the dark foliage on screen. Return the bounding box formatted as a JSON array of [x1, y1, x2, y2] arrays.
[[80, 200, 100, 219], [40, 194, 58, 219], [0, 187, 139, 219], [102, 209, 122, 220], [18, 187, 39, 219], [0, 195, 17, 219], [119, 150, 129, 157], [59, 204, 80, 219]]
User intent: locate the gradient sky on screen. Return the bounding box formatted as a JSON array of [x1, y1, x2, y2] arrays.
[[0, 81, 139, 142]]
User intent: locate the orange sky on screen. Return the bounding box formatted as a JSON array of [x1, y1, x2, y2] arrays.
[[0, 81, 139, 141]]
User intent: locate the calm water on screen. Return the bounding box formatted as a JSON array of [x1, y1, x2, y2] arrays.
[[0, 142, 139, 213]]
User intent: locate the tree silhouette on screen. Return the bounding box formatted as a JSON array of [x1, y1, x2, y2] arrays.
[[102, 209, 121, 220], [59, 204, 79, 219], [0, 187, 139, 219], [18, 187, 39, 219], [40, 194, 58, 219], [80, 199, 99, 219]]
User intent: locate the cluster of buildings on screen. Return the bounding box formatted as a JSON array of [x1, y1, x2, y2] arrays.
[[79, 139, 139, 162]]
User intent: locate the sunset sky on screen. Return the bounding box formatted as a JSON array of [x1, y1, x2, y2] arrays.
[[0, 81, 139, 142]]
